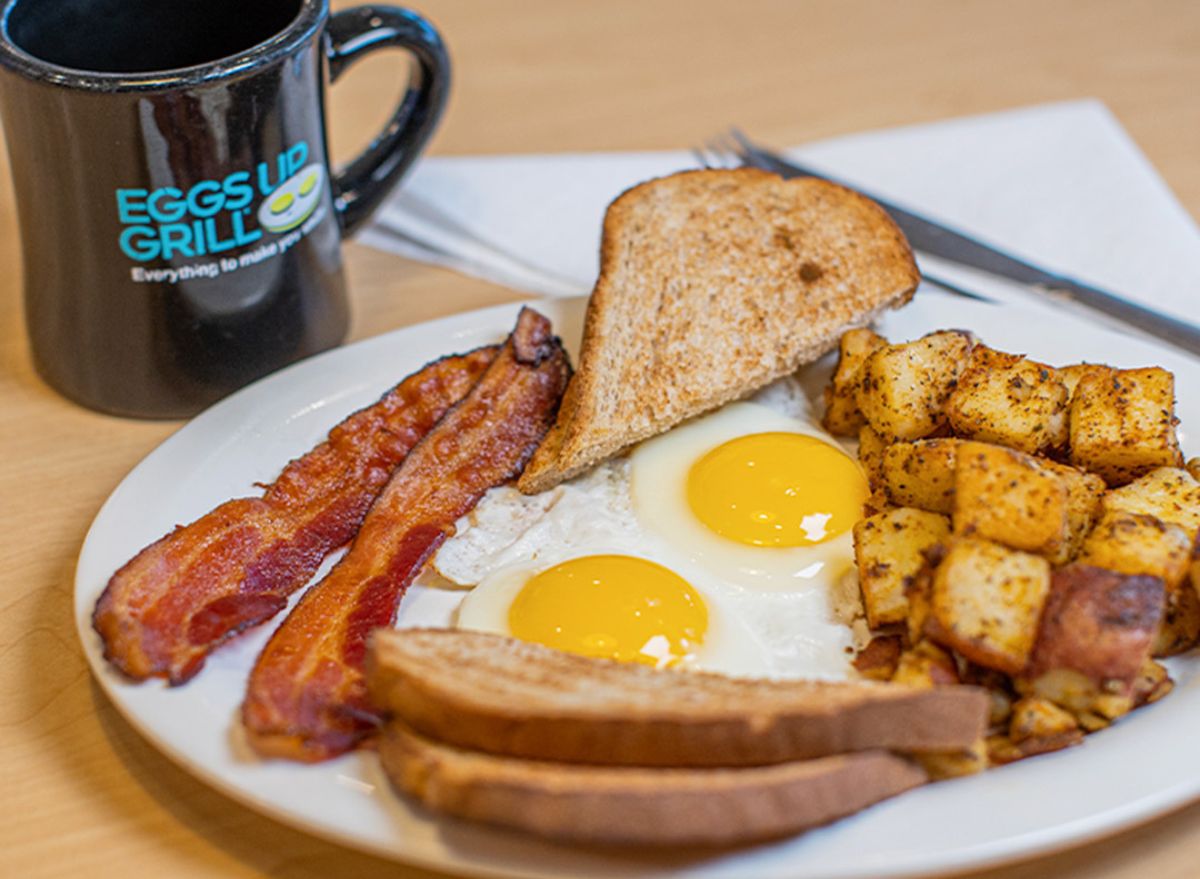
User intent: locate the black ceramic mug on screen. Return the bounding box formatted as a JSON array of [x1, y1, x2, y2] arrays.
[[0, 0, 449, 417]]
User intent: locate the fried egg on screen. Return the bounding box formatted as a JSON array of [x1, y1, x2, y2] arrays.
[[425, 377, 868, 679], [258, 163, 325, 233], [629, 398, 868, 592], [456, 552, 773, 676]]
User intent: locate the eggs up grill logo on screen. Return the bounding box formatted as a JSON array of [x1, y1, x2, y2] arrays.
[[115, 142, 327, 284]]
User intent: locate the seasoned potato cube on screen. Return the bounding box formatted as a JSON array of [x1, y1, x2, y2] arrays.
[[1188, 458, 1200, 482], [1068, 366, 1183, 485], [1079, 511, 1190, 587], [904, 557, 937, 646], [1133, 658, 1174, 707], [952, 442, 1069, 558], [1008, 696, 1081, 744], [926, 537, 1052, 674], [1038, 459, 1106, 562], [1057, 363, 1109, 402], [857, 424, 888, 488], [1078, 509, 1195, 656], [882, 438, 960, 514], [891, 639, 960, 687], [912, 739, 988, 779], [945, 346, 1069, 454], [1022, 564, 1164, 712], [856, 330, 973, 442], [854, 507, 951, 628], [1103, 467, 1200, 542], [822, 328, 887, 436], [852, 634, 902, 681]]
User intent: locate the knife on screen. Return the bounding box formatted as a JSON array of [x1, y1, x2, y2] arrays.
[[729, 129, 1200, 358]]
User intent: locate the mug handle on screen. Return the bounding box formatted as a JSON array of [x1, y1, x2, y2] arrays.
[[325, 6, 450, 236]]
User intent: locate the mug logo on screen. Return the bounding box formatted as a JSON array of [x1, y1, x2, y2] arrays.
[[258, 164, 326, 233], [115, 141, 329, 283]]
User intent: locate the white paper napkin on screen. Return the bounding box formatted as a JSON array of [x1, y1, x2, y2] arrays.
[[358, 99, 1200, 330]]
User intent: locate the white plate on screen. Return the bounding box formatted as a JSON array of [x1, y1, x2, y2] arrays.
[[76, 290, 1200, 879]]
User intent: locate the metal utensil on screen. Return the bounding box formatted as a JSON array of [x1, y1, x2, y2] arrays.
[[697, 129, 1200, 357]]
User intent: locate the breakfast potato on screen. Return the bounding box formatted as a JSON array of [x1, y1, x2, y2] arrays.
[[854, 507, 951, 629], [987, 697, 1084, 764], [891, 639, 960, 688], [1188, 458, 1200, 482], [903, 556, 938, 646], [1037, 459, 1106, 563], [823, 328, 887, 436], [952, 442, 1070, 559], [926, 537, 1052, 675], [1078, 510, 1191, 587], [1102, 466, 1200, 542], [912, 739, 989, 779], [1021, 563, 1164, 717], [945, 346, 1069, 455], [1078, 510, 1196, 655], [1057, 363, 1110, 402], [856, 330, 973, 442], [857, 424, 888, 488], [882, 438, 960, 515], [1133, 658, 1175, 707], [852, 634, 902, 681], [1068, 366, 1183, 485]]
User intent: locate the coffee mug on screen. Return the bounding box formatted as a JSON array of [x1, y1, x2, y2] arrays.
[[0, 0, 449, 417]]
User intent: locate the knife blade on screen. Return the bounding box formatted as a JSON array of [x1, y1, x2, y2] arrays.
[[731, 130, 1200, 357]]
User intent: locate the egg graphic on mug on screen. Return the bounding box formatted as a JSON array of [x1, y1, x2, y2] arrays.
[[257, 163, 326, 233]]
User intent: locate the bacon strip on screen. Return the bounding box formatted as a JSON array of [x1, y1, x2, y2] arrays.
[[93, 347, 498, 684], [241, 308, 570, 762]]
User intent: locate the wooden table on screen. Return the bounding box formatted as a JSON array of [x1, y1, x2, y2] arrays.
[[3, 1, 1198, 876]]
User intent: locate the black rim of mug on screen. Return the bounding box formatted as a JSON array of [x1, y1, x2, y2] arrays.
[[0, 0, 324, 90]]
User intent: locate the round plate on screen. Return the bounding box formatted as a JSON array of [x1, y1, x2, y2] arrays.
[[76, 291, 1200, 878]]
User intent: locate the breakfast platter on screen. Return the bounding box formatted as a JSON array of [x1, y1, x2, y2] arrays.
[[75, 288, 1200, 879]]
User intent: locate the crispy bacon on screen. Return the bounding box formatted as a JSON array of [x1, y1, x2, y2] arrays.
[[93, 347, 497, 684], [241, 307, 571, 762]]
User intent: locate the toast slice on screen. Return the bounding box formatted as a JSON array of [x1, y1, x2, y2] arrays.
[[517, 168, 920, 494], [366, 628, 989, 767], [380, 722, 925, 847]]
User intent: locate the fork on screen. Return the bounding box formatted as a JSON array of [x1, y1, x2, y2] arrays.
[[693, 132, 991, 303]]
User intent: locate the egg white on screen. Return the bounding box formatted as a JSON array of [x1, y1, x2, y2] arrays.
[[629, 400, 861, 594]]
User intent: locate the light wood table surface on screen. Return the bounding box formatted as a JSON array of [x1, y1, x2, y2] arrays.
[[3, 1, 1199, 876]]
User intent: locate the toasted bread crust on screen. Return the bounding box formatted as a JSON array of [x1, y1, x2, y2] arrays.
[[518, 168, 920, 494], [379, 722, 926, 846], [367, 628, 989, 767]]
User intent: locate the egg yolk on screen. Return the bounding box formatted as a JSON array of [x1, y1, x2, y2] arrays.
[[507, 554, 707, 668], [687, 432, 868, 547]]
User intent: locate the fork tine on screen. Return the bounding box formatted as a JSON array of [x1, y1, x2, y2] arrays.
[[691, 145, 713, 169]]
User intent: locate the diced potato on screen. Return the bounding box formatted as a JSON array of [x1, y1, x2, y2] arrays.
[[854, 507, 952, 629], [926, 537, 1052, 674], [904, 557, 937, 646], [857, 424, 888, 489], [822, 328, 887, 436], [1103, 467, 1200, 542], [852, 634, 902, 681], [882, 438, 960, 515], [1008, 696, 1081, 743], [1132, 658, 1174, 707], [945, 346, 1069, 455], [1078, 510, 1196, 655], [1068, 366, 1184, 485], [1038, 459, 1106, 563], [1188, 458, 1200, 482], [912, 739, 988, 779], [891, 639, 960, 687], [1079, 511, 1191, 588], [856, 331, 973, 442], [1057, 363, 1109, 402], [1022, 563, 1164, 713], [952, 442, 1070, 558]]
